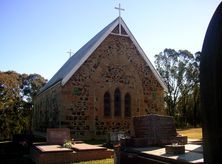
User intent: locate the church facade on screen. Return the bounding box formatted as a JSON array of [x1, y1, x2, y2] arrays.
[[33, 17, 167, 140]]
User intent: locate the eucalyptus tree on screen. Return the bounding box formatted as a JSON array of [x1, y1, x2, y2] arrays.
[[0, 71, 46, 140], [154, 49, 200, 127]]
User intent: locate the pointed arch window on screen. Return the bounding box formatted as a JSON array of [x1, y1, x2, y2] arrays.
[[125, 93, 131, 117], [104, 92, 111, 116], [114, 88, 121, 116]]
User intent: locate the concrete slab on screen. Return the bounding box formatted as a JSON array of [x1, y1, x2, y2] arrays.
[[133, 144, 203, 163], [72, 143, 107, 151], [185, 144, 203, 153], [31, 145, 75, 164], [35, 145, 73, 153], [31, 143, 113, 163]]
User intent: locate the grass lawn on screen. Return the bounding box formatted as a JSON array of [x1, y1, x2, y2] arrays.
[[177, 128, 202, 140], [76, 158, 114, 164]]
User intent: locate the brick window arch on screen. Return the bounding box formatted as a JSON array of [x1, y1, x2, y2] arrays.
[[104, 92, 111, 116], [114, 88, 121, 116], [125, 93, 131, 117]]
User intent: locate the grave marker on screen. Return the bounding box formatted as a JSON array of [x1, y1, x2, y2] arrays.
[[133, 114, 177, 145], [46, 128, 70, 145]]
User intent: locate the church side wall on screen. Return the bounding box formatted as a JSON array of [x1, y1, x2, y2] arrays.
[[33, 84, 61, 135], [59, 34, 165, 140]]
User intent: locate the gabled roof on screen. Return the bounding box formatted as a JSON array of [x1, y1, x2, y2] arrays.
[[40, 17, 167, 94]]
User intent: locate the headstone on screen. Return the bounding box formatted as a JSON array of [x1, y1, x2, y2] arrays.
[[46, 128, 70, 145], [133, 114, 177, 145], [108, 131, 125, 143], [201, 2, 222, 163], [165, 144, 185, 155]]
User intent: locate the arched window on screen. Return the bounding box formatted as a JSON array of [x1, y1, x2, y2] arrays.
[[125, 93, 131, 117], [104, 92, 111, 116], [114, 88, 121, 116]]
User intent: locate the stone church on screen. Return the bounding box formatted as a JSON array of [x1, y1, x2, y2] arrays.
[[33, 16, 167, 140]]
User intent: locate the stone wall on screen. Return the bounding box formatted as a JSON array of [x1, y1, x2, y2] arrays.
[[33, 84, 61, 132], [33, 34, 165, 140]]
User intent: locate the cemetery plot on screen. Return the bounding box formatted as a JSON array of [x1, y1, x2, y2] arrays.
[[118, 114, 203, 163], [30, 128, 113, 163]]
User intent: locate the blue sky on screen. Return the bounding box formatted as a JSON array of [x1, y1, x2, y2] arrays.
[[0, 0, 221, 80]]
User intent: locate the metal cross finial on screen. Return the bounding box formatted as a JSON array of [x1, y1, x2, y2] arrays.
[[67, 49, 73, 58], [115, 3, 124, 17]]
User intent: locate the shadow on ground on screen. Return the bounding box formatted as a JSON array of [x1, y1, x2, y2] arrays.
[[0, 134, 46, 164]]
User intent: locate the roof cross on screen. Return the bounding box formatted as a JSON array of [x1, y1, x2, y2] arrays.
[[67, 49, 73, 58], [115, 3, 124, 17], [115, 3, 125, 35]]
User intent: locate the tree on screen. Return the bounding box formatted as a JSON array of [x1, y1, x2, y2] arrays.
[[20, 73, 47, 102], [0, 71, 47, 140], [154, 49, 200, 127], [0, 71, 21, 112]]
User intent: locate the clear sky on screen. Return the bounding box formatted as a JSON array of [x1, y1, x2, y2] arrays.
[[0, 0, 221, 80]]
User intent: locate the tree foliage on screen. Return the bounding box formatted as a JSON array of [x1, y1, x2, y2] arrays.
[[0, 71, 46, 140], [154, 49, 200, 127]]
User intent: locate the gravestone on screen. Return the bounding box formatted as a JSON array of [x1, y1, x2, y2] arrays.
[[165, 144, 185, 155], [46, 128, 71, 145], [108, 131, 125, 143], [133, 114, 177, 146], [201, 2, 222, 163]]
